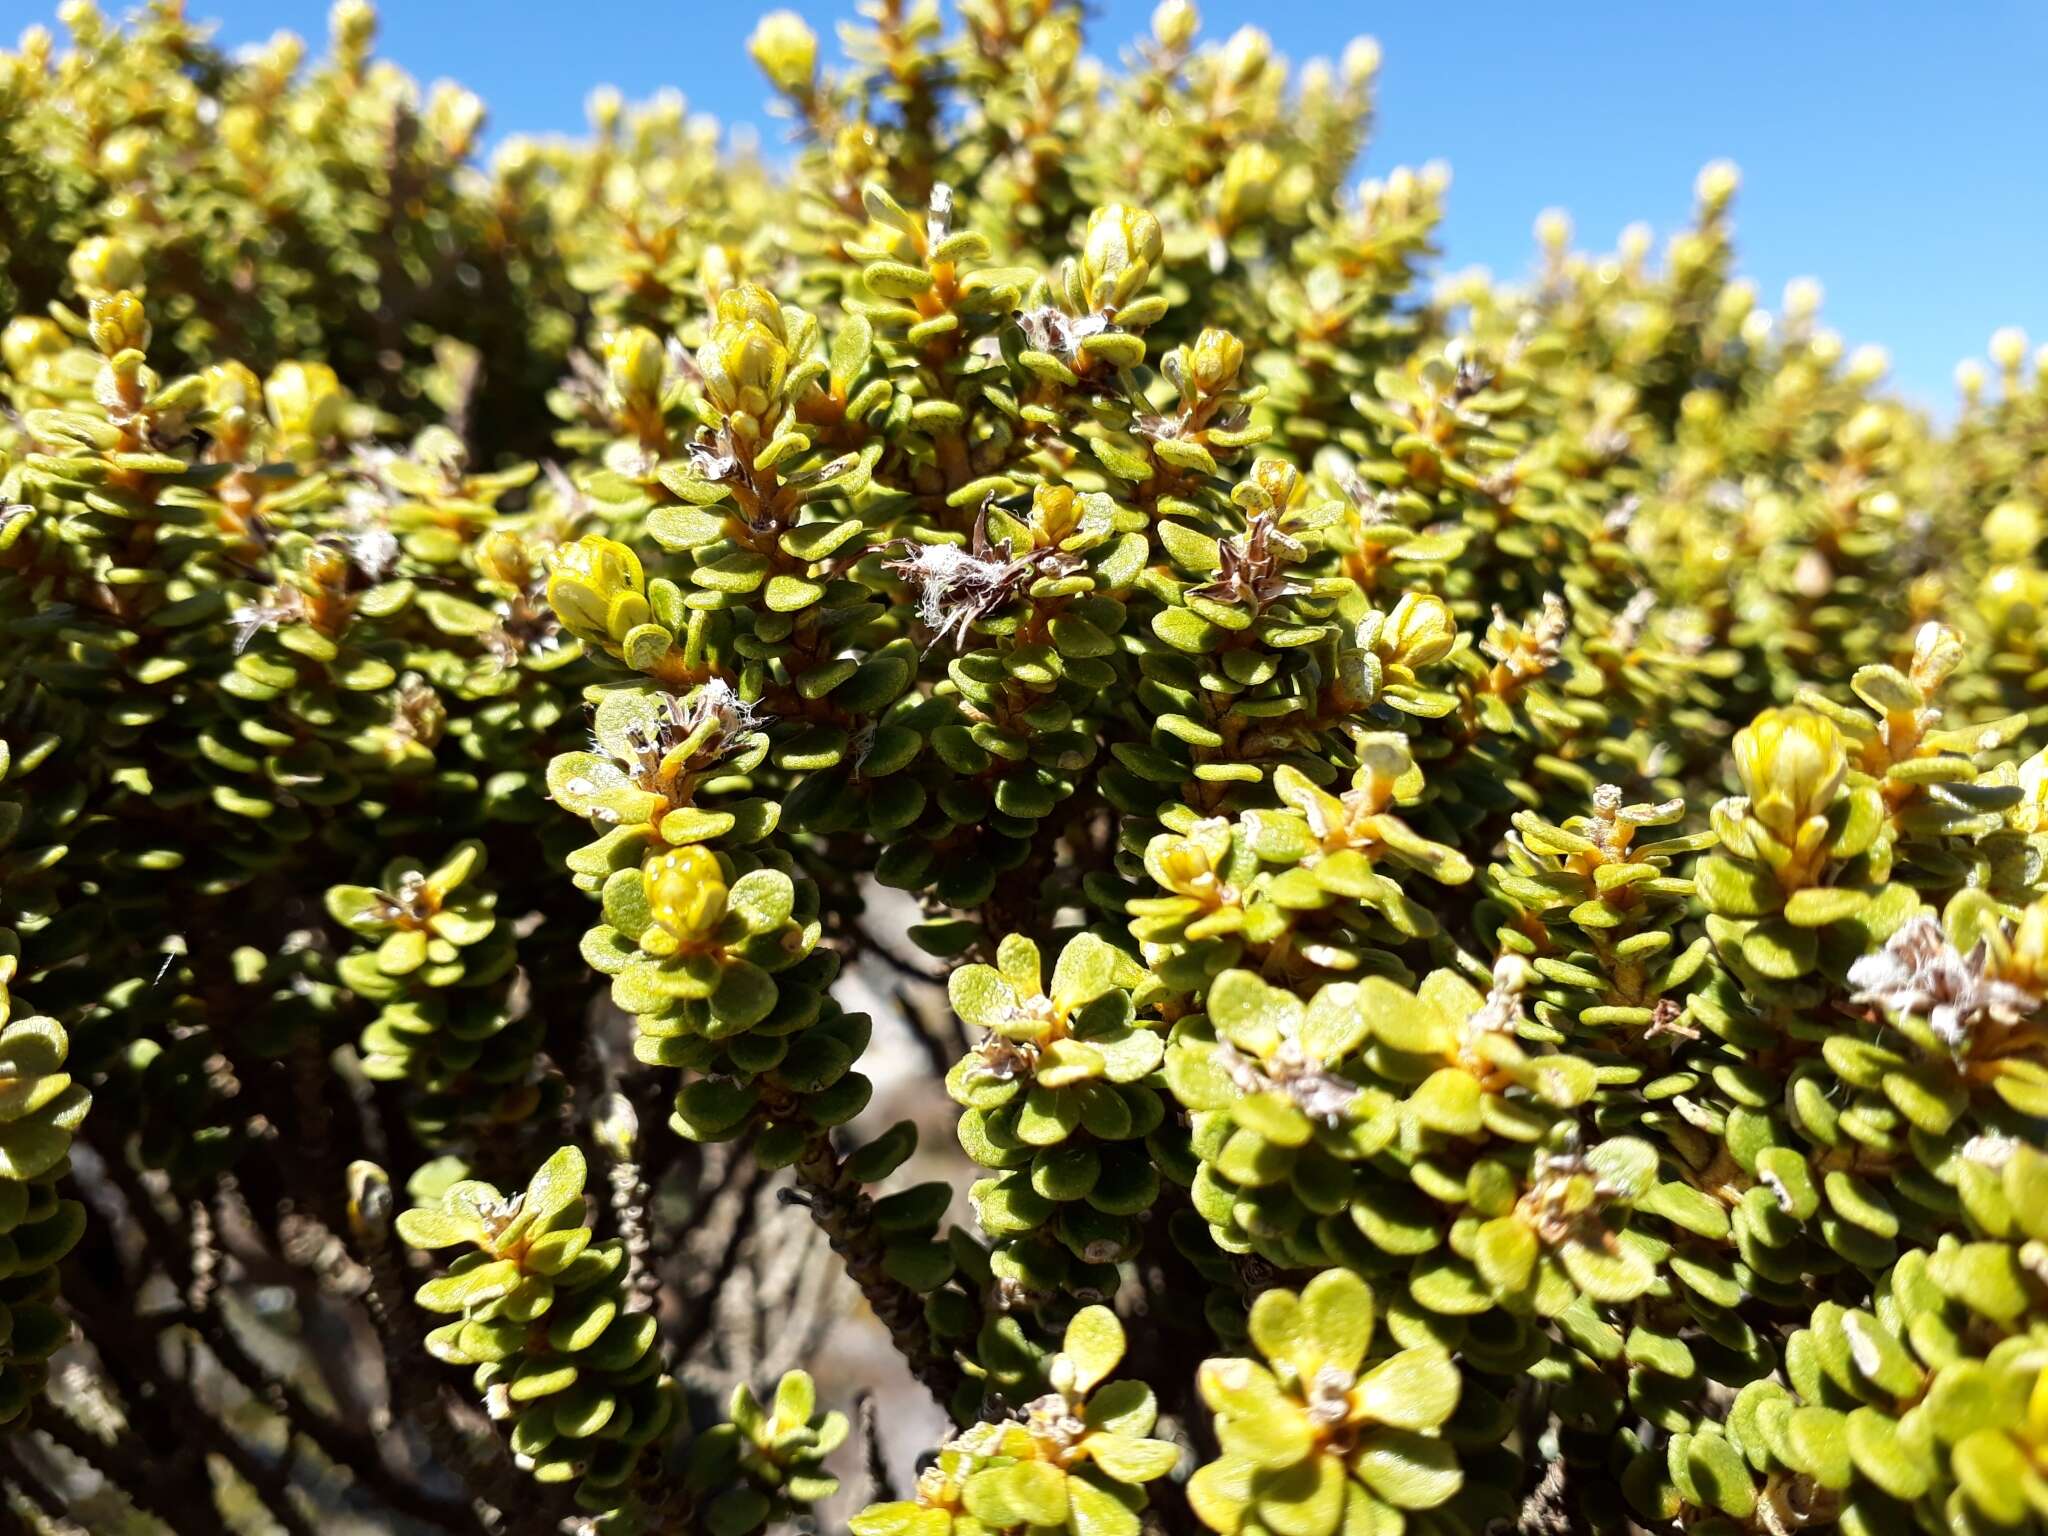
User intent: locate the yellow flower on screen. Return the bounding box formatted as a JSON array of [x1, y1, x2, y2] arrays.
[[1983, 500, 2041, 561]]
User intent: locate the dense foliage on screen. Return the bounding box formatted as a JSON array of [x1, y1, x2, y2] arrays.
[[4, 1, 2048, 1532]]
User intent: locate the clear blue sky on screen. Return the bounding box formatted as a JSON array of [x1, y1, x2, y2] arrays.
[[151, 0, 2048, 411]]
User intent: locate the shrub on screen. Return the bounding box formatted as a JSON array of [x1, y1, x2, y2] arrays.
[[2, 1, 2047, 1533]]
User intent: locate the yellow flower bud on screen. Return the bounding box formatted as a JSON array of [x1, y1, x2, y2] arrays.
[[99, 127, 150, 178], [477, 529, 531, 589], [1838, 404, 1890, 456], [221, 103, 265, 162], [1733, 707, 1847, 844], [1378, 591, 1457, 672], [1341, 36, 1380, 87], [643, 846, 728, 944], [1024, 14, 1081, 75], [1694, 159, 1741, 214], [699, 244, 739, 306], [604, 326, 668, 415], [1248, 457, 1302, 512], [1151, 0, 1199, 52], [1219, 25, 1271, 87], [1979, 564, 2045, 632], [305, 542, 353, 594], [331, 0, 377, 56], [1846, 344, 1889, 387], [69, 236, 142, 300], [202, 361, 263, 455], [1534, 208, 1572, 254], [2008, 899, 2048, 991], [699, 284, 790, 426], [1080, 203, 1163, 314], [1907, 620, 1963, 697], [546, 533, 646, 650], [1, 316, 64, 375], [714, 282, 789, 343], [427, 82, 485, 158], [1156, 837, 1221, 899], [204, 360, 262, 419], [2013, 751, 2048, 837], [1184, 328, 1244, 395], [265, 360, 345, 444], [1217, 143, 1280, 231], [1028, 486, 1081, 547], [56, 1, 100, 39], [748, 9, 818, 97], [1984, 501, 2040, 560], [87, 291, 151, 357], [1990, 326, 2029, 375], [1783, 277, 1823, 320]]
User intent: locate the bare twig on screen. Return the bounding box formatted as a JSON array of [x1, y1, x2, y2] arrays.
[[791, 1134, 969, 1418]]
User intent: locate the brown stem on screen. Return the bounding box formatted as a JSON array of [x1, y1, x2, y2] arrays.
[[793, 1133, 970, 1419]]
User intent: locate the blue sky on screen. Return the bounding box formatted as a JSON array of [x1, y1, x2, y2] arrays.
[[146, 1, 2048, 410]]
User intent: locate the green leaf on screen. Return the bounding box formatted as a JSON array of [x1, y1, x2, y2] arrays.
[[1354, 1346, 1460, 1430], [1407, 1069, 1483, 1137], [1066, 1471, 1142, 1536], [1084, 1432, 1180, 1485], [395, 1207, 484, 1250], [1063, 1305, 1126, 1395], [1352, 1428, 1462, 1509], [1255, 1450, 1346, 1536], [1200, 1359, 1314, 1468], [963, 1461, 1068, 1527], [523, 1146, 588, 1226]]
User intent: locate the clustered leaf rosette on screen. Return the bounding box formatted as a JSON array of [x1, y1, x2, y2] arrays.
[[1190, 1269, 1464, 1535], [684, 1370, 845, 1534], [1126, 734, 1473, 998], [1696, 703, 1909, 984], [327, 841, 552, 1146], [1626, 1140, 2048, 1536], [1792, 621, 2033, 896], [397, 1147, 678, 1511], [853, 1307, 1180, 1536], [1164, 969, 1390, 1274], [948, 934, 1166, 1301], [1482, 784, 1712, 1043]]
